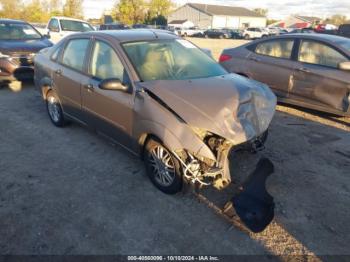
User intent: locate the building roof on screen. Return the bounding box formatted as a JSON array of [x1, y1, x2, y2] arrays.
[[187, 3, 265, 18], [295, 16, 322, 23], [168, 20, 188, 25]]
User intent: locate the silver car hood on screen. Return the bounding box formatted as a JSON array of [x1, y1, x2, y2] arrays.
[[139, 74, 276, 145]]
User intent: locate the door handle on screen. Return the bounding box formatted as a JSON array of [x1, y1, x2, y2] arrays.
[[55, 69, 62, 75], [297, 67, 310, 73], [83, 84, 94, 92]]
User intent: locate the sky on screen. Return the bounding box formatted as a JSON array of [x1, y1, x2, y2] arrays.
[[83, 0, 350, 20]]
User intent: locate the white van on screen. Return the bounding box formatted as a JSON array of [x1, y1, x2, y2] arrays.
[[46, 17, 94, 43]]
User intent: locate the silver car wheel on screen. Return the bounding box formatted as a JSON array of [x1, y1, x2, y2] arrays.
[[47, 96, 61, 123], [149, 145, 176, 187]]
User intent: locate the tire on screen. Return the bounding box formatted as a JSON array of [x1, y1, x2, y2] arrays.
[[262, 34, 268, 38], [219, 34, 224, 39], [204, 34, 209, 39], [144, 138, 182, 194], [46, 90, 67, 127], [244, 34, 250, 40]]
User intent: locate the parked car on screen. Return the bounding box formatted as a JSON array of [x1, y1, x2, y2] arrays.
[[288, 28, 315, 34], [338, 24, 350, 38], [219, 34, 350, 116], [132, 24, 150, 29], [243, 27, 269, 40], [0, 19, 52, 83], [180, 27, 204, 37], [34, 30, 277, 233], [203, 29, 230, 39], [99, 23, 130, 30], [268, 27, 288, 36], [46, 16, 95, 43]]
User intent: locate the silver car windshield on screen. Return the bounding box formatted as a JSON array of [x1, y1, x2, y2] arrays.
[[123, 39, 227, 81]]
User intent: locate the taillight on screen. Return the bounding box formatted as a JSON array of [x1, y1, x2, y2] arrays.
[[219, 54, 232, 63]]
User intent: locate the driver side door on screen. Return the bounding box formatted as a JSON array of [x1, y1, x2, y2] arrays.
[[81, 38, 134, 148]]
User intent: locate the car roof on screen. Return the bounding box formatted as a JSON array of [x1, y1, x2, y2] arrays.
[[71, 29, 179, 43], [0, 19, 27, 24], [254, 33, 349, 45], [51, 16, 88, 22]]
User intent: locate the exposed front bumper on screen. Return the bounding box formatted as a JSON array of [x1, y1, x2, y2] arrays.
[[0, 57, 34, 82]]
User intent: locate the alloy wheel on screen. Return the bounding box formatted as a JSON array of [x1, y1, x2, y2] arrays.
[[148, 145, 176, 187]]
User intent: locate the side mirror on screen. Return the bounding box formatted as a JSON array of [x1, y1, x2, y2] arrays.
[[99, 78, 129, 92], [339, 61, 350, 71]]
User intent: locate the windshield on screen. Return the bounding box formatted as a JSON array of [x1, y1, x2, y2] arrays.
[[123, 39, 227, 81], [60, 20, 94, 32], [0, 23, 42, 40]]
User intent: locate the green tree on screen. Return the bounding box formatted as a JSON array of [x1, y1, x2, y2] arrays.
[[0, 0, 24, 19], [253, 8, 268, 17], [114, 0, 145, 25], [22, 0, 52, 22], [325, 14, 347, 26], [63, 0, 84, 19], [146, 0, 173, 25], [148, 0, 172, 17]]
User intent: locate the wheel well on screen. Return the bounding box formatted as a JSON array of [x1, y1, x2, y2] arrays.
[[139, 133, 159, 159]]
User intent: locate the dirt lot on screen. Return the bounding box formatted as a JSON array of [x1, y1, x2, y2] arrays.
[[0, 40, 350, 258], [186, 37, 249, 60]]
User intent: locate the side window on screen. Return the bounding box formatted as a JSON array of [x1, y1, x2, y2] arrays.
[[62, 39, 90, 72], [90, 40, 127, 82], [48, 19, 59, 32], [255, 40, 294, 59], [298, 40, 348, 68]]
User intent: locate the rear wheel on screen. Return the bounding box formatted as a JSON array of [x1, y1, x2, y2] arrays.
[[144, 138, 182, 194], [244, 34, 250, 40], [46, 90, 67, 127]]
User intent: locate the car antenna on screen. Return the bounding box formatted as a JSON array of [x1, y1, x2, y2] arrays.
[[150, 29, 159, 39]]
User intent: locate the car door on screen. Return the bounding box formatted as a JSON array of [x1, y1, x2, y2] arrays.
[[54, 37, 91, 120], [290, 39, 350, 112], [246, 38, 297, 97], [81, 38, 134, 148]]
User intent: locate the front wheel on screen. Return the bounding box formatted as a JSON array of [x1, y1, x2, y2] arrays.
[[244, 34, 250, 40], [46, 90, 67, 127], [144, 138, 182, 194]]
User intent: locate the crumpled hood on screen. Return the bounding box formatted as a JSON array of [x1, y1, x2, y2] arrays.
[[0, 39, 52, 54], [139, 74, 276, 145]]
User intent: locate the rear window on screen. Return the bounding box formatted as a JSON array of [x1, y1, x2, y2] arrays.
[[255, 39, 294, 59], [60, 20, 94, 32]]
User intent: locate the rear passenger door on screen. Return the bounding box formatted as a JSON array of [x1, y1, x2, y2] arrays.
[[247, 38, 297, 97], [290, 39, 350, 112], [55, 37, 91, 121]]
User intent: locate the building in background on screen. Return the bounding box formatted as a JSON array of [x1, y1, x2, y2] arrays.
[[168, 3, 266, 29], [270, 15, 321, 29], [167, 19, 194, 28]]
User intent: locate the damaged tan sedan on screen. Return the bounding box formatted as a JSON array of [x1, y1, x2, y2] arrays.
[[34, 30, 276, 232]]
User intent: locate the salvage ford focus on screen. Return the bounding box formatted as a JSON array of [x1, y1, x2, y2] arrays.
[[34, 30, 277, 232]]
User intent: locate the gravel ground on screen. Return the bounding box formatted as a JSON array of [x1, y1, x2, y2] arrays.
[[0, 81, 349, 258]]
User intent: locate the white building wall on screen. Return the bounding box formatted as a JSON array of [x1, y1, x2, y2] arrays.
[[239, 17, 267, 28]]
